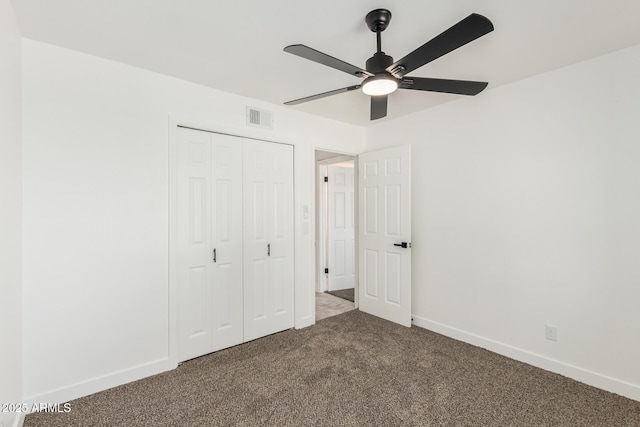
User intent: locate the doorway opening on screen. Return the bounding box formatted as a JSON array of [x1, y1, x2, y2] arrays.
[[315, 150, 357, 321]]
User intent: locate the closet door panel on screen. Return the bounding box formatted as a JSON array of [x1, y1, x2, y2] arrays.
[[243, 140, 271, 340], [267, 143, 295, 330], [177, 128, 214, 361], [243, 140, 294, 341], [210, 133, 244, 352], [177, 128, 244, 362]]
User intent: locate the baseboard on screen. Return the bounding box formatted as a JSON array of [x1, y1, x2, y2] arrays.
[[328, 286, 355, 292], [411, 314, 640, 402], [22, 358, 170, 407]]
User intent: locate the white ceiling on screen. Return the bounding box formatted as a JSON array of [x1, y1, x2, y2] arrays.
[[11, 0, 640, 126]]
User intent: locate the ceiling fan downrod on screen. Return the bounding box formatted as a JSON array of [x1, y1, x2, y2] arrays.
[[366, 9, 391, 54]]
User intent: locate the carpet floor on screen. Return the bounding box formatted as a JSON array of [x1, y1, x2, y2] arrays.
[[327, 288, 355, 302], [25, 310, 640, 426]]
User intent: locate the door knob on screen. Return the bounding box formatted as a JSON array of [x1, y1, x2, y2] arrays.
[[393, 242, 411, 248]]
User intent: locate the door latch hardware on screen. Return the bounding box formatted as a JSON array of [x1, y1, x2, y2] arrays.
[[393, 242, 411, 248]]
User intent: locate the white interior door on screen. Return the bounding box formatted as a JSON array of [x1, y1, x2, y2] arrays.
[[327, 165, 355, 291], [177, 128, 243, 362], [358, 145, 412, 326], [243, 139, 294, 341]]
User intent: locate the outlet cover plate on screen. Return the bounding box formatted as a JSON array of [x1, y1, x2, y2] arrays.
[[545, 324, 558, 341]]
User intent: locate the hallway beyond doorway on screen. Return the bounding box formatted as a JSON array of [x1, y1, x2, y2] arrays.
[[315, 292, 355, 321]]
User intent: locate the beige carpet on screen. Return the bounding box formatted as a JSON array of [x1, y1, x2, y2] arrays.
[[25, 310, 640, 426]]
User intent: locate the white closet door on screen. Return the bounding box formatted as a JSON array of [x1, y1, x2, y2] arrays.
[[209, 132, 244, 351], [327, 165, 355, 291], [243, 139, 294, 341], [177, 128, 243, 362]]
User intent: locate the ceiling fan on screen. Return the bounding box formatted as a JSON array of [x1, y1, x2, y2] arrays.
[[283, 9, 494, 120]]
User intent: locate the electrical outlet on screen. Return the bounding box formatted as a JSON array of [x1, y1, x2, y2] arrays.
[[545, 324, 558, 341]]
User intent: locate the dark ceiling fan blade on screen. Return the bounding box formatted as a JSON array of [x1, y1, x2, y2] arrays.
[[387, 13, 494, 77], [400, 77, 488, 95], [284, 44, 373, 77], [284, 85, 361, 105], [370, 95, 388, 120]]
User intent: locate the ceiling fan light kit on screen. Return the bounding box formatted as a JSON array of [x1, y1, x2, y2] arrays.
[[362, 74, 398, 96], [284, 8, 494, 120]]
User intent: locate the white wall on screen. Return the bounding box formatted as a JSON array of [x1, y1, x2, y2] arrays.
[[0, 0, 22, 426], [22, 39, 364, 403], [366, 44, 640, 401], [19, 23, 640, 408]]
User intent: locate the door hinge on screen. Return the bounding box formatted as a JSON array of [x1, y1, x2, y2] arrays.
[[324, 268, 329, 274], [324, 176, 328, 182]]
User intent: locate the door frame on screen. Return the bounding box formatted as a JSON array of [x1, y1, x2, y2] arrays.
[[169, 117, 303, 369], [314, 150, 359, 309]]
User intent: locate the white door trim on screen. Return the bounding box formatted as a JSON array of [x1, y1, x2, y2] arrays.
[[317, 155, 355, 166]]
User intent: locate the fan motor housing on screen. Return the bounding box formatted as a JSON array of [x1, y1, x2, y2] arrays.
[[366, 52, 394, 74]]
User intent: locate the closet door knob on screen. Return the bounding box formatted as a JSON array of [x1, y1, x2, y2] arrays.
[[267, 243, 271, 257], [213, 248, 217, 263]]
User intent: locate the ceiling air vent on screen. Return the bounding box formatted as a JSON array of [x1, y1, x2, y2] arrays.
[[246, 107, 273, 130]]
